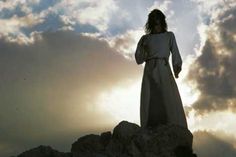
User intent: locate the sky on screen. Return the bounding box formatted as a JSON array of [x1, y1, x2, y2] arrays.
[[0, 0, 236, 156]]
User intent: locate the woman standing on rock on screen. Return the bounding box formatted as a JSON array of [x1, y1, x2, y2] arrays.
[[135, 9, 188, 129]]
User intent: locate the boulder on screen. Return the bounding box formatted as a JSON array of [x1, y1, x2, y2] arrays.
[[131, 124, 193, 157], [71, 134, 106, 157], [70, 121, 196, 157], [17, 145, 71, 157], [100, 131, 112, 147], [112, 120, 140, 145]]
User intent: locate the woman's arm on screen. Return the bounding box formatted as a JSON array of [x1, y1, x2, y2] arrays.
[[170, 32, 182, 78], [135, 35, 148, 65]]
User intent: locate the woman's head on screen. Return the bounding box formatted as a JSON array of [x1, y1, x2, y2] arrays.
[[145, 9, 167, 34]]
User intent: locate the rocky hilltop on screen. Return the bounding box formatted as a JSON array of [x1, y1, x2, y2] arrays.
[[15, 121, 197, 157]]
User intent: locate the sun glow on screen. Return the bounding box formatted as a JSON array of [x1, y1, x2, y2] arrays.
[[188, 110, 236, 135], [97, 80, 141, 125], [97, 68, 200, 127], [97, 55, 201, 126], [175, 54, 200, 107]]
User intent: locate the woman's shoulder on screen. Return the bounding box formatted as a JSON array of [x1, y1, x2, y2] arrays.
[[144, 31, 174, 36], [141, 34, 149, 39], [138, 34, 149, 42], [167, 31, 175, 37], [139, 31, 174, 41], [165, 31, 174, 36]]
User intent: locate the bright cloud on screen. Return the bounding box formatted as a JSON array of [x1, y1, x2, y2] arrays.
[[54, 0, 118, 32], [148, 0, 174, 19], [0, 14, 43, 33], [186, 1, 236, 115], [0, 0, 40, 11]]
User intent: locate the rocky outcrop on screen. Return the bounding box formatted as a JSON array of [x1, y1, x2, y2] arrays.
[[16, 121, 197, 157], [17, 145, 71, 157]]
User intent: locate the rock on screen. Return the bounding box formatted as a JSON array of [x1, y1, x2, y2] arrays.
[[100, 131, 112, 147], [105, 121, 141, 156], [174, 145, 198, 157], [17, 145, 71, 157], [15, 120, 197, 157], [112, 120, 140, 145], [131, 124, 193, 157], [71, 134, 106, 157], [70, 121, 195, 157]]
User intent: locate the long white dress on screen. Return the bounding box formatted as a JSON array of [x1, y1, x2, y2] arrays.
[[135, 31, 188, 129]]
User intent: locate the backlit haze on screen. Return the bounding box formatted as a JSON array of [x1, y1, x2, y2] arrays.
[[1, 0, 236, 156]]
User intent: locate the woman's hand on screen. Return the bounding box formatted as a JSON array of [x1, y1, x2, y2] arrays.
[[174, 65, 181, 78]]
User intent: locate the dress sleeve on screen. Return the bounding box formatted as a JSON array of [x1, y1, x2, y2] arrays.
[[135, 35, 148, 65], [170, 31, 182, 69]]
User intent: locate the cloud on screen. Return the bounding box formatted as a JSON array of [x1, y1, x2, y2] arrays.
[[186, 2, 236, 114], [148, 0, 174, 18], [0, 30, 142, 156], [0, 14, 44, 43], [103, 29, 144, 60], [0, 1, 53, 44], [0, 0, 123, 43], [192, 0, 236, 14], [53, 0, 154, 35], [52, 0, 119, 32], [187, 110, 236, 136], [0, 0, 40, 12], [193, 130, 236, 157]]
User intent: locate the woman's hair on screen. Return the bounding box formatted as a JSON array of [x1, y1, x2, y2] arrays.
[[145, 9, 168, 34]]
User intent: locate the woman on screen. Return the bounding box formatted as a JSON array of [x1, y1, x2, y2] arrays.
[[135, 9, 188, 129]]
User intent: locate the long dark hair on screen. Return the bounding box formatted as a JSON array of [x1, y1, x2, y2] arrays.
[[145, 9, 168, 34]]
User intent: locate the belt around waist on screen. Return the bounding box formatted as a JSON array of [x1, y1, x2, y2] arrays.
[[145, 57, 169, 65]]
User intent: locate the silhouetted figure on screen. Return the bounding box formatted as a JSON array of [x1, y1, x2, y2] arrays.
[[135, 9, 188, 129]]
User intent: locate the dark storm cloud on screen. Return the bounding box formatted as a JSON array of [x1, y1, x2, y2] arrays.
[[186, 5, 236, 114], [193, 130, 236, 157], [0, 30, 142, 156]]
